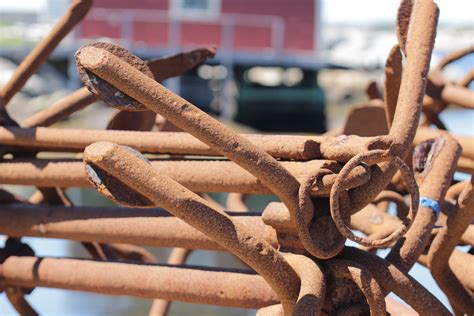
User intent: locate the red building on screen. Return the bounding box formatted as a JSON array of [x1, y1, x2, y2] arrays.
[[77, 0, 322, 67]]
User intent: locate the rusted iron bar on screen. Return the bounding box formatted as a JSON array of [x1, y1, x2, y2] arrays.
[[395, 0, 411, 55], [422, 45, 474, 128], [415, 126, 474, 162], [0, 126, 325, 160], [76, 44, 344, 259], [0, 256, 278, 309], [21, 88, 96, 128], [326, 259, 386, 315], [372, 190, 408, 218], [226, 193, 249, 212], [386, 134, 460, 272], [254, 254, 326, 316], [350, 203, 403, 241], [107, 47, 216, 132], [344, 0, 439, 216], [83, 142, 301, 313], [149, 195, 224, 316], [383, 44, 403, 128], [0, 0, 92, 106], [440, 84, 474, 109], [418, 249, 474, 291], [5, 287, 38, 316], [0, 159, 369, 195], [433, 44, 474, 71], [0, 205, 277, 251], [459, 68, 474, 87], [21, 48, 215, 129], [341, 247, 450, 315], [284, 254, 325, 315], [148, 247, 192, 316], [427, 177, 474, 313], [0, 125, 432, 166], [386, 0, 438, 157], [385, 297, 417, 316]]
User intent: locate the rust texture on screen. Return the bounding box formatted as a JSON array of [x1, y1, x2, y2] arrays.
[[0, 0, 472, 315]]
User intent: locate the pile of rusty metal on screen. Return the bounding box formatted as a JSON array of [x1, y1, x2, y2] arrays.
[[0, 0, 473, 315]]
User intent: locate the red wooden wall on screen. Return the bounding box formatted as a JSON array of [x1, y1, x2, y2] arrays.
[[79, 0, 318, 54]]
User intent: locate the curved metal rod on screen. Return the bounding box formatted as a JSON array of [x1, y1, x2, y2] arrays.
[[285, 254, 326, 315], [423, 45, 474, 124], [345, 0, 439, 218], [458, 68, 474, 88], [427, 176, 474, 313], [6, 287, 38, 316], [330, 150, 419, 247], [386, 134, 460, 272], [21, 88, 97, 128], [434, 44, 474, 72], [326, 259, 386, 316], [255, 254, 326, 316], [372, 190, 408, 219], [383, 44, 403, 128], [21, 48, 215, 129], [341, 247, 450, 315], [76, 45, 348, 259], [83, 142, 300, 314]]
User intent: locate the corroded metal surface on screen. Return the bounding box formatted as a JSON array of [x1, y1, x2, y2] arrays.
[[0, 0, 472, 315]]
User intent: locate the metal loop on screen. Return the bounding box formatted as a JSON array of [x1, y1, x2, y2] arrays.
[[294, 170, 346, 259], [330, 150, 419, 248]]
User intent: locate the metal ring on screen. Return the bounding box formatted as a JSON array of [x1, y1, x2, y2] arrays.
[[330, 150, 419, 248]]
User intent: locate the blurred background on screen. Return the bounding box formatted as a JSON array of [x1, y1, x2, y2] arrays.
[[0, 0, 473, 315]]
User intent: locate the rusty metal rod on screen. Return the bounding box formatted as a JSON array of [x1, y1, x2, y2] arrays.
[[22, 48, 216, 128], [21, 88, 96, 128], [0, 0, 92, 106], [5, 287, 38, 316], [387, 134, 460, 272], [0, 159, 369, 195], [418, 249, 474, 291], [148, 247, 192, 316], [384, 44, 403, 128], [427, 177, 474, 313], [0, 125, 416, 167], [341, 247, 450, 315], [77, 45, 342, 259], [326, 259, 386, 315], [415, 126, 474, 161], [255, 254, 326, 315], [440, 84, 474, 109], [83, 142, 301, 313], [0, 126, 325, 160], [0, 205, 274, 252], [0, 256, 278, 309], [347, 0, 439, 214]]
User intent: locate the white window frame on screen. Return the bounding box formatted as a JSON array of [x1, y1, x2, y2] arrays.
[[169, 0, 221, 21]]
